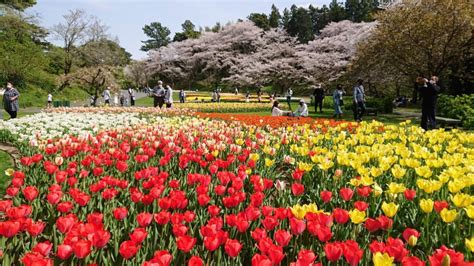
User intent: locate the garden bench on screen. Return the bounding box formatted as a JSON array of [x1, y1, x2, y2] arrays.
[[436, 116, 461, 128]]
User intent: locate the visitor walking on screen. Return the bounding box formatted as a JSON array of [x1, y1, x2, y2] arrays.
[[418, 76, 441, 130], [128, 87, 136, 106], [245, 91, 250, 102], [286, 87, 293, 110], [120, 93, 125, 106], [313, 84, 325, 113], [294, 99, 309, 117], [216, 87, 221, 103], [152, 81, 165, 108], [113, 93, 119, 106], [165, 85, 173, 108], [3, 82, 20, 119], [353, 79, 366, 122], [257, 88, 262, 103], [47, 92, 53, 108], [103, 87, 111, 105], [179, 89, 186, 103], [333, 84, 345, 119]]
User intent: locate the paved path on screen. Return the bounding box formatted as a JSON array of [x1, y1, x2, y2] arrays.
[[0, 142, 20, 168]]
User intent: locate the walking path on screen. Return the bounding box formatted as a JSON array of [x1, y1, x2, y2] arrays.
[[0, 142, 20, 168]]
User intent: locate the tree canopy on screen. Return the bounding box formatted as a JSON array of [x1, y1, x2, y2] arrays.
[[141, 22, 171, 51]]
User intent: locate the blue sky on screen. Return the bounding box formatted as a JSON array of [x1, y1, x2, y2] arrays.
[[29, 0, 326, 59]]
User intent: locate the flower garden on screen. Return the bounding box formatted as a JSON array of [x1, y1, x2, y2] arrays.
[[0, 107, 473, 265]]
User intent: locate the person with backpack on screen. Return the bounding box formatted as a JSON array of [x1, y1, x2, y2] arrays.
[[152, 81, 165, 108], [353, 79, 366, 122], [3, 82, 19, 119]]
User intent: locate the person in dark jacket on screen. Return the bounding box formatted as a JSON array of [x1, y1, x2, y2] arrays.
[[418, 76, 440, 130], [3, 82, 20, 119], [313, 84, 324, 113]]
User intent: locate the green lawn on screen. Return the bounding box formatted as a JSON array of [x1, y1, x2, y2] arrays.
[[0, 150, 13, 196], [1, 110, 38, 120]]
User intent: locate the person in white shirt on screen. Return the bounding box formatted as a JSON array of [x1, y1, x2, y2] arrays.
[[113, 93, 119, 106], [271, 101, 291, 116], [128, 87, 135, 106], [294, 99, 309, 117], [47, 93, 53, 108], [165, 85, 173, 108], [286, 88, 293, 110], [103, 87, 111, 105]]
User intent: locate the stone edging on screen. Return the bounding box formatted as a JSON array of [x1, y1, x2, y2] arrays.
[[0, 142, 21, 168]]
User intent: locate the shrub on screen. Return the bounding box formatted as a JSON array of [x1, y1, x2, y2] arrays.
[[438, 94, 474, 129]]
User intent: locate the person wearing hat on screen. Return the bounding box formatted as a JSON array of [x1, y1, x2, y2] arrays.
[[313, 84, 325, 113], [152, 81, 165, 108], [294, 99, 309, 117]]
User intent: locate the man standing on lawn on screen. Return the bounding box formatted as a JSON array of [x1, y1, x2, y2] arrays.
[[353, 79, 366, 122], [286, 87, 293, 110], [418, 76, 440, 130], [152, 81, 165, 108], [313, 84, 325, 113]]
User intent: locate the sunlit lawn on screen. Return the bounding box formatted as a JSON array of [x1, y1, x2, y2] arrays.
[[0, 150, 13, 197]]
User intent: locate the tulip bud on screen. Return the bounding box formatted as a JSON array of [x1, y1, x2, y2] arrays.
[[441, 254, 450, 266], [334, 169, 343, 177], [55, 156, 64, 166], [408, 235, 418, 246]]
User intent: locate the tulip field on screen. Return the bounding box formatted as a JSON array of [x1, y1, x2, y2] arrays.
[[0, 107, 473, 266]]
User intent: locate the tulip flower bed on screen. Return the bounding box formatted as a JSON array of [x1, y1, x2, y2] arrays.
[[0, 112, 473, 265], [178, 102, 271, 113]]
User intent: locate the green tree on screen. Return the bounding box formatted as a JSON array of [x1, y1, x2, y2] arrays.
[[140, 22, 171, 51], [281, 8, 291, 30], [0, 15, 49, 86], [78, 39, 131, 67], [248, 13, 270, 30], [268, 4, 281, 28], [345, 0, 378, 22], [287, 6, 314, 43], [0, 0, 36, 11], [173, 20, 201, 42], [329, 0, 346, 22]]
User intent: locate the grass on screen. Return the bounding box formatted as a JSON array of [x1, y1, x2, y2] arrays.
[[1, 110, 38, 120], [19, 86, 90, 108], [0, 150, 13, 196]]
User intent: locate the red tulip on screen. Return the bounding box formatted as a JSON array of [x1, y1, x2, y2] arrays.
[[73, 239, 92, 259], [402, 256, 426, 266], [57, 201, 73, 213], [137, 212, 153, 227], [32, 241, 52, 256], [369, 240, 386, 254], [267, 244, 285, 265], [297, 249, 317, 265], [119, 240, 140, 259], [274, 230, 292, 247], [154, 211, 171, 225], [146, 250, 173, 266], [22, 252, 53, 266], [252, 254, 272, 266], [87, 212, 103, 227], [320, 190, 332, 203], [333, 208, 349, 224], [23, 186, 39, 201], [385, 237, 409, 262], [6, 186, 19, 197], [225, 239, 242, 257], [324, 242, 343, 262], [197, 194, 211, 206], [116, 160, 128, 172], [113, 207, 128, 221], [20, 157, 33, 166], [377, 215, 393, 230], [176, 235, 196, 253], [251, 228, 267, 242], [204, 235, 220, 251], [291, 183, 305, 196], [0, 200, 12, 212], [339, 188, 354, 201], [27, 221, 46, 236], [354, 201, 369, 211], [208, 205, 221, 217], [356, 186, 372, 197], [289, 217, 306, 235], [47, 191, 62, 205], [56, 215, 76, 233], [188, 256, 204, 266], [262, 216, 279, 231], [364, 218, 381, 232], [428, 245, 466, 266], [130, 227, 148, 244], [434, 201, 449, 213], [57, 244, 73, 260], [92, 229, 111, 248], [172, 224, 188, 237], [402, 228, 420, 242], [404, 189, 416, 201], [342, 240, 363, 266]]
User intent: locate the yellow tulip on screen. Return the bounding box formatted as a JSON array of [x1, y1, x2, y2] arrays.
[[235, 138, 244, 146], [464, 205, 474, 219], [291, 204, 306, 220], [264, 158, 274, 167], [465, 237, 474, 252], [349, 209, 366, 224], [420, 199, 434, 213], [451, 193, 472, 208], [249, 153, 260, 161], [373, 252, 394, 266], [387, 182, 406, 194], [391, 164, 406, 179], [415, 166, 432, 178], [440, 208, 458, 223], [211, 150, 219, 157], [373, 183, 383, 197], [5, 168, 14, 176], [381, 202, 399, 218], [304, 203, 319, 214]]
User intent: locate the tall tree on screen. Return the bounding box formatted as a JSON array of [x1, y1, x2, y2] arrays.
[[329, 0, 346, 22], [268, 4, 281, 28], [1, 0, 36, 11], [248, 13, 270, 30], [173, 20, 200, 42], [351, 0, 473, 94], [345, 0, 378, 22], [140, 22, 171, 51], [281, 8, 291, 30], [287, 7, 314, 43]]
